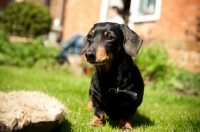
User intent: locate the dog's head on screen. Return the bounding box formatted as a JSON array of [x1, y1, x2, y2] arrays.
[[80, 22, 143, 65]]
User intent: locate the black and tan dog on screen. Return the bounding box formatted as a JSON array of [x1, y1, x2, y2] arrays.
[[80, 22, 144, 130]]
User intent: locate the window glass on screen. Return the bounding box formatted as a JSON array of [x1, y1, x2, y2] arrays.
[[129, 0, 162, 23], [138, 0, 156, 16]]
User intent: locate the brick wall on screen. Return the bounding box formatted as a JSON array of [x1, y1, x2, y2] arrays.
[[27, 0, 63, 21], [49, 0, 63, 21], [0, 0, 11, 11], [163, 40, 200, 72], [134, 0, 200, 41], [62, 0, 101, 41], [26, 0, 45, 5], [134, 0, 200, 72]]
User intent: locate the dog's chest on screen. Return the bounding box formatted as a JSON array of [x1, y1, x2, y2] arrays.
[[99, 75, 136, 107], [102, 91, 133, 107], [96, 56, 137, 107]]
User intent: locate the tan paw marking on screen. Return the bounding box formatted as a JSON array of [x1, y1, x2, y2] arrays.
[[119, 120, 132, 130], [89, 116, 103, 126]]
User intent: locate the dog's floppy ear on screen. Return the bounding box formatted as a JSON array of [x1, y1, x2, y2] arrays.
[[120, 24, 143, 57], [80, 37, 89, 54]]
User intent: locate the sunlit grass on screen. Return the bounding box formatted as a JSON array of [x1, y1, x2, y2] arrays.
[[0, 66, 199, 132]]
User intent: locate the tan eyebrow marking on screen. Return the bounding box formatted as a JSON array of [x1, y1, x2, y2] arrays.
[[92, 30, 95, 33], [104, 31, 108, 35]]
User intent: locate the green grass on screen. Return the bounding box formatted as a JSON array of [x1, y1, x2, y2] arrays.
[[0, 66, 200, 132]]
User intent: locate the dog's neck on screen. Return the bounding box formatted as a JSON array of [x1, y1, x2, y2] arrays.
[[96, 60, 112, 73], [95, 53, 133, 90], [95, 53, 130, 78], [96, 51, 126, 73]]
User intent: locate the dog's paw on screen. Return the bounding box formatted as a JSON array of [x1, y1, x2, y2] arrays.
[[119, 121, 132, 131], [89, 116, 103, 126]]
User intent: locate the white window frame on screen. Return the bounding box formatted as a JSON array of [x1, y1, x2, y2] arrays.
[[129, 0, 162, 23], [99, 0, 109, 22]]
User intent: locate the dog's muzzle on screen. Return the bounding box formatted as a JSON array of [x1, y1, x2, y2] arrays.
[[85, 49, 96, 61]]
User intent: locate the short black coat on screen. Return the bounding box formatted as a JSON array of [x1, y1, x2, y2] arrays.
[[81, 22, 144, 121]]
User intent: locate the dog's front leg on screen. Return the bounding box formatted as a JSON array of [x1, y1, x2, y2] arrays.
[[119, 119, 132, 130], [90, 107, 104, 126]]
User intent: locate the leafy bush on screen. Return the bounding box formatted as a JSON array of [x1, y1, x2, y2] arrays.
[[0, 31, 58, 68], [176, 70, 200, 91], [1, 1, 51, 38], [0, 28, 9, 42], [133, 43, 200, 93], [133, 43, 179, 89], [134, 43, 174, 81], [0, 11, 3, 24]]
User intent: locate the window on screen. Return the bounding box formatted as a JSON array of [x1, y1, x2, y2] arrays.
[[139, 0, 156, 15], [100, 0, 162, 27], [129, 0, 162, 23]]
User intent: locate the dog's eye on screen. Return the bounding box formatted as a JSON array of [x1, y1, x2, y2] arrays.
[[87, 34, 92, 42], [106, 35, 114, 41], [87, 34, 92, 39]]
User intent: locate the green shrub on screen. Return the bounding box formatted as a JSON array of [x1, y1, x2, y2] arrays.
[[176, 70, 200, 91], [1, 1, 51, 38], [133, 43, 179, 89], [0, 28, 9, 42], [133, 42, 200, 93], [134, 43, 174, 80], [0, 11, 3, 24], [0, 36, 59, 68]]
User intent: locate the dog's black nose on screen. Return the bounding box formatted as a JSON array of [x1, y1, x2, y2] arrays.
[[85, 50, 96, 61]]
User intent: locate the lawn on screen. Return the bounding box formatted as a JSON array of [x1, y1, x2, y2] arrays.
[[0, 66, 199, 132]]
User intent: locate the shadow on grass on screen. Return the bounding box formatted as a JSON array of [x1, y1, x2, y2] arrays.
[[131, 112, 154, 127], [53, 119, 72, 132], [105, 112, 154, 129]]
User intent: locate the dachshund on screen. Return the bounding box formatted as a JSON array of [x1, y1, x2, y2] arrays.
[[80, 22, 144, 130]]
